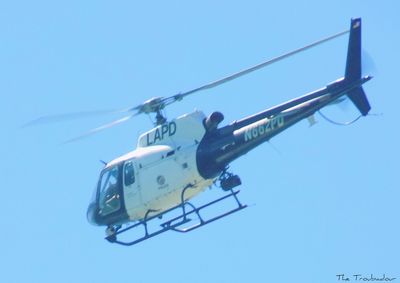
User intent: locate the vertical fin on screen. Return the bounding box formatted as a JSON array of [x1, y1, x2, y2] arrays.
[[345, 18, 362, 82], [344, 18, 371, 116]]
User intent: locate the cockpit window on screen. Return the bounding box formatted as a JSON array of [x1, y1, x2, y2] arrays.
[[98, 166, 121, 216], [124, 161, 135, 186]]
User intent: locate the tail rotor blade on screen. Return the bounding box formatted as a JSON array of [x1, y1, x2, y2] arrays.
[[362, 49, 378, 77]]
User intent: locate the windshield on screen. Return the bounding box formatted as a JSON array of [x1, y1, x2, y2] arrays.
[[98, 165, 122, 216]]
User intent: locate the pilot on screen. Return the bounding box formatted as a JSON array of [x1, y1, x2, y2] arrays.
[[102, 168, 121, 214]]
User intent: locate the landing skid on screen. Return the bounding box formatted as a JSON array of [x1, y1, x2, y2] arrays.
[[105, 186, 247, 246]]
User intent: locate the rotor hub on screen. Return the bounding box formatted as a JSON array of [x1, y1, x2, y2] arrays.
[[141, 97, 165, 114]]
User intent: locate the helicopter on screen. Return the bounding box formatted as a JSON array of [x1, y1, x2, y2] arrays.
[[30, 18, 372, 246]]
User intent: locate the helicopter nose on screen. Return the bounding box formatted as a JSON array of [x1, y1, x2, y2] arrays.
[[86, 202, 99, 226]]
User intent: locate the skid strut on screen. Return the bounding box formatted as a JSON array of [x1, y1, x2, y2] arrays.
[[105, 187, 247, 246]]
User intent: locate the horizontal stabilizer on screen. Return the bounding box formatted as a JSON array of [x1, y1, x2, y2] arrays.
[[307, 115, 318, 127]]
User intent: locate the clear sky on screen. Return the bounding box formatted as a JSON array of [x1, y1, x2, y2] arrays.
[[1, 1, 399, 282]]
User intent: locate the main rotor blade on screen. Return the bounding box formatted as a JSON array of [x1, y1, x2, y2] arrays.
[[23, 107, 135, 128], [26, 25, 350, 137], [63, 114, 138, 143], [175, 29, 350, 100]]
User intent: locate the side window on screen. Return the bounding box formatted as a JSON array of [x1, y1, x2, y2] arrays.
[[124, 161, 135, 186]]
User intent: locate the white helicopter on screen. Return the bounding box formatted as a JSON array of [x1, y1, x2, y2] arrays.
[[30, 18, 372, 246]]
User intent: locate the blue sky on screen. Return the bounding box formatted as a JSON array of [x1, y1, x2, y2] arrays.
[[1, 1, 399, 282]]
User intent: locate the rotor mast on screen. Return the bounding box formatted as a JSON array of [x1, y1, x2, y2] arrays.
[[155, 109, 167, 125]]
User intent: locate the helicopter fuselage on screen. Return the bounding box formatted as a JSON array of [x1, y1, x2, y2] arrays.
[[86, 18, 373, 237]]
